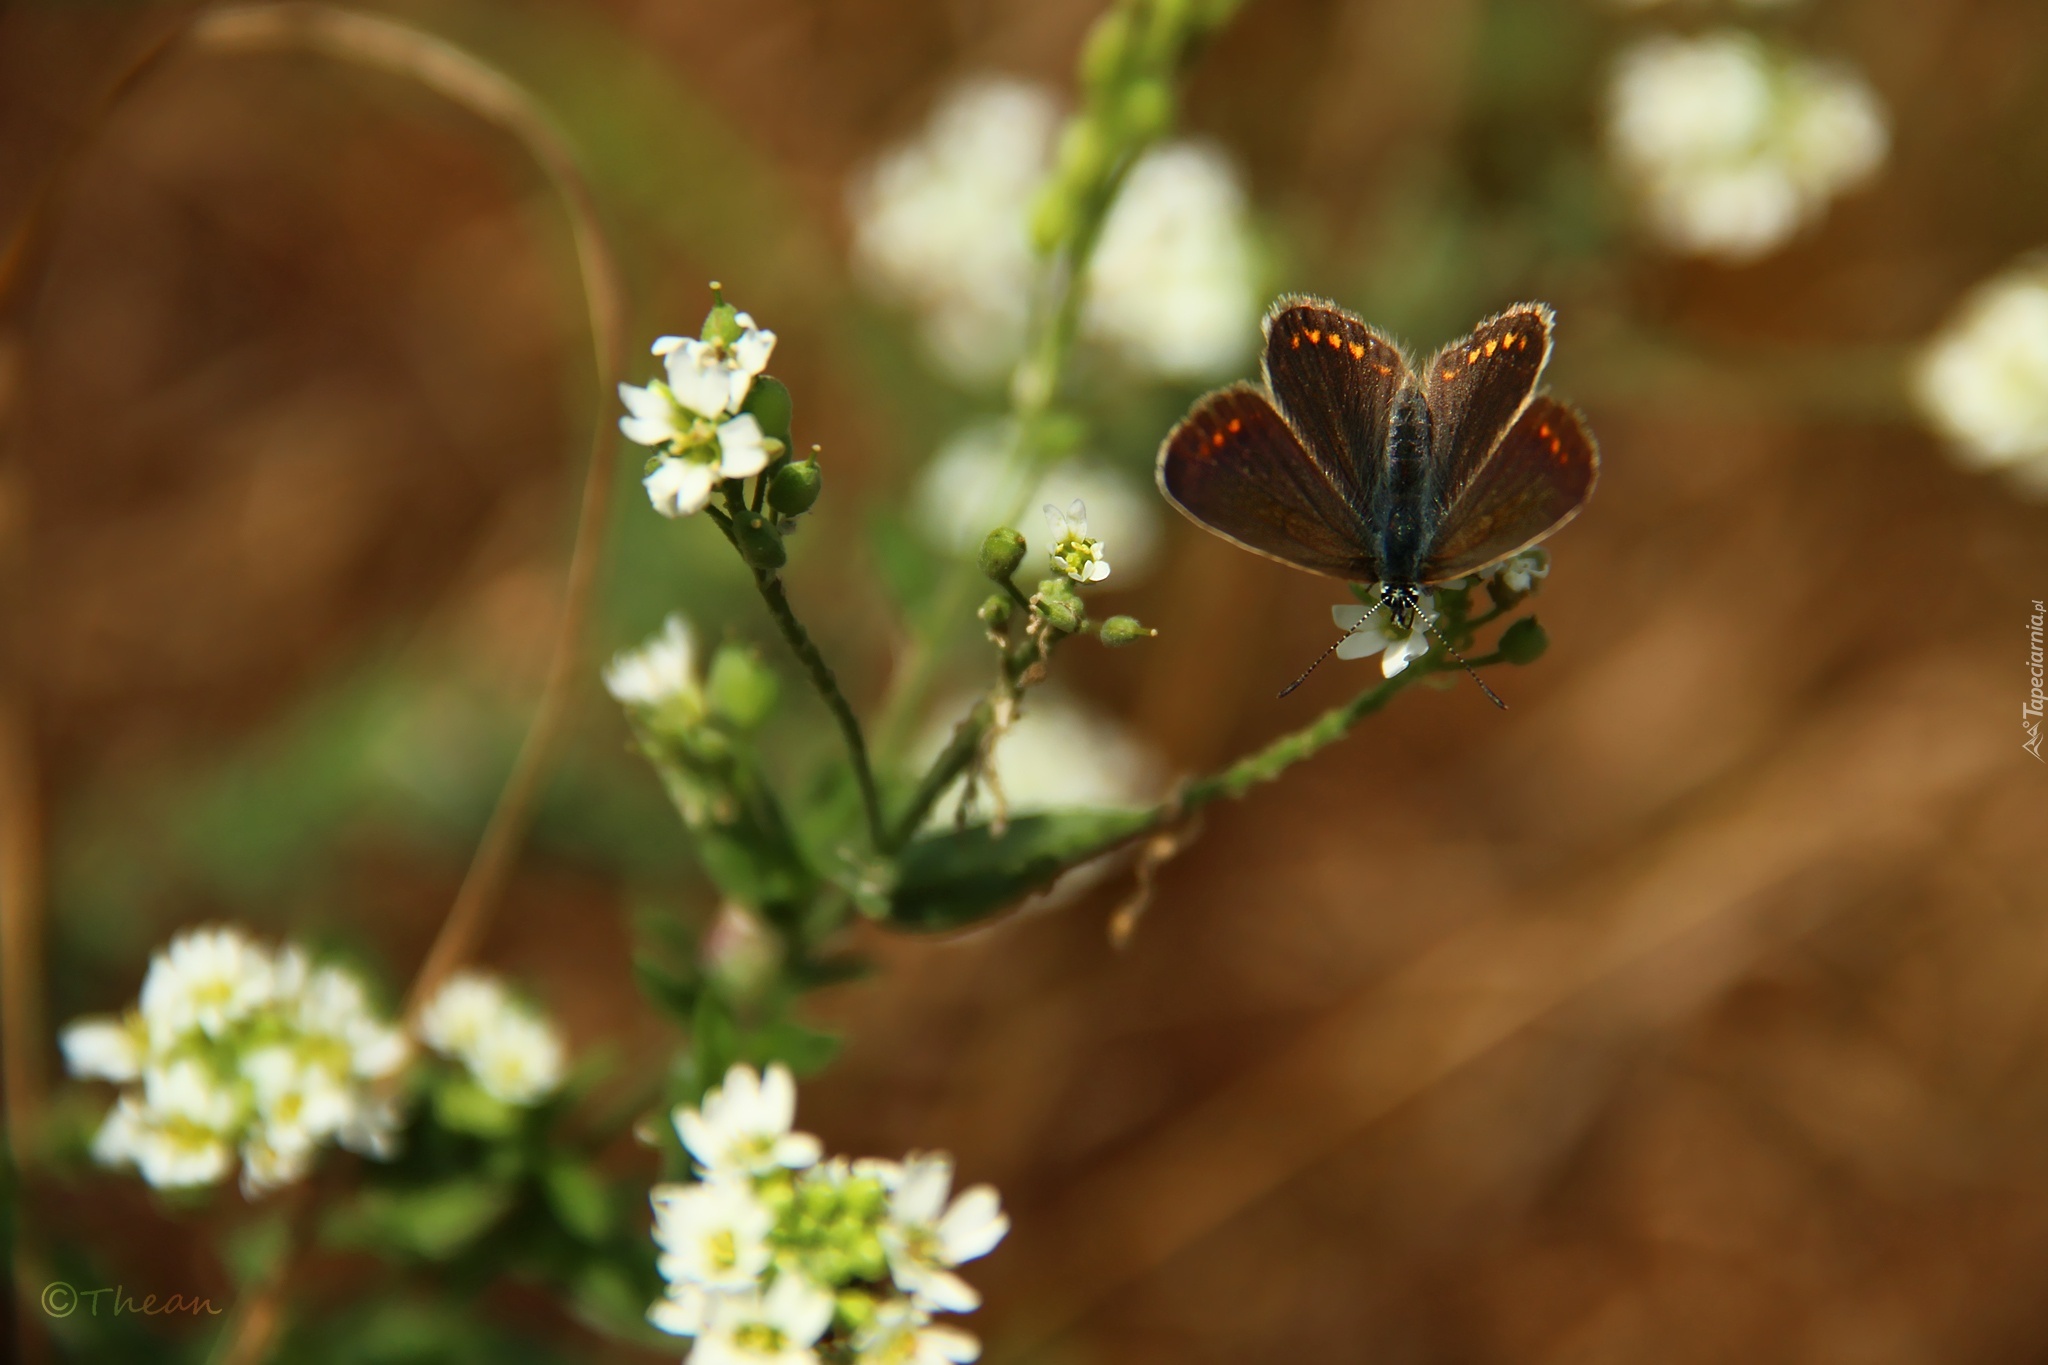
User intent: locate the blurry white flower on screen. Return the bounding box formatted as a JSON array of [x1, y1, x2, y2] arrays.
[[138, 925, 277, 1046], [59, 1016, 143, 1083], [1608, 32, 1887, 261], [1333, 590, 1439, 678], [1490, 548, 1551, 595], [651, 1177, 775, 1294], [416, 970, 567, 1107], [850, 78, 1057, 382], [690, 1274, 835, 1365], [881, 1154, 1010, 1314], [676, 1063, 822, 1179], [852, 1299, 981, 1365], [914, 423, 1164, 582], [1083, 141, 1258, 380], [851, 77, 1257, 382], [66, 926, 409, 1195], [641, 412, 776, 519], [1915, 259, 2048, 496], [605, 614, 701, 710], [1043, 500, 1110, 584]]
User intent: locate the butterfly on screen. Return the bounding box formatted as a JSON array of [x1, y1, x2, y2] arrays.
[[1156, 296, 1599, 697]]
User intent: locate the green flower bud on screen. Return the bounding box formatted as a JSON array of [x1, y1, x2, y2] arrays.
[[767, 457, 822, 515], [734, 512, 786, 570], [707, 643, 779, 729], [978, 594, 1013, 629], [1099, 614, 1156, 645], [1055, 118, 1110, 189], [1118, 79, 1173, 141], [1029, 182, 1075, 255], [1498, 616, 1549, 665], [743, 376, 794, 444], [1035, 578, 1083, 634], [1080, 9, 1133, 92], [701, 283, 743, 345], [978, 527, 1027, 582]]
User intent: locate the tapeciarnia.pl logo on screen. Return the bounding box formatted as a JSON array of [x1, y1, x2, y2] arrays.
[[2026, 598, 2045, 762]]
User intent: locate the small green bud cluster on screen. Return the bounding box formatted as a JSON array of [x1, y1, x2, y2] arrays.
[[1031, 0, 1247, 253]]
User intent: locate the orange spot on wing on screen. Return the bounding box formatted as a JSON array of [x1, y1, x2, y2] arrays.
[[1548, 438, 1562, 454], [1538, 424, 1551, 438], [1441, 369, 1457, 382], [1291, 335, 1301, 349], [1484, 338, 1498, 356], [1327, 333, 1342, 349], [1228, 417, 1242, 433], [1305, 328, 1321, 344], [1212, 431, 1226, 447], [1376, 364, 1392, 375], [1350, 342, 1366, 359]]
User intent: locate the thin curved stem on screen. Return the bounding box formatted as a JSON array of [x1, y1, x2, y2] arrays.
[[0, 7, 626, 1362]]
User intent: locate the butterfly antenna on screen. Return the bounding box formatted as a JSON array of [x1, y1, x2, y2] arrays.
[[1278, 596, 1385, 698], [1420, 617, 1508, 710]]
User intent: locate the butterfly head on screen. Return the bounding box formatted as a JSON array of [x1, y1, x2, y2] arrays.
[[1380, 583, 1425, 631]]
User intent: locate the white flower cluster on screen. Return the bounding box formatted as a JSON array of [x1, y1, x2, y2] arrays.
[[849, 77, 1257, 384], [61, 927, 407, 1196], [649, 1063, 1007, 1365], [416, 970, 567, 1107], [620, 305, 779, 518], [1607, 31, 1887, 261], [1914, 258, 2048, 498]]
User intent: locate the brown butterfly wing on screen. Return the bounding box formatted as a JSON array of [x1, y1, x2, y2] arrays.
[[1262, 297, 1413, 512], [1157, 385, 1381, 581], [1423, 303, 1553, 515], [1421, 395, 1598, 582]]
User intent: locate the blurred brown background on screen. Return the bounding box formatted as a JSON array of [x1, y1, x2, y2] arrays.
[[5, 0, 2048, 1361]]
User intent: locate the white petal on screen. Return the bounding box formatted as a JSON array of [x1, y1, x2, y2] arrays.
[[716, 413, 772, 478], [644, 459, 716, 518], [60, 1017, 142, 1082], [937, 1184, 1010, 1263], [1085, 558, 1111, 582], [668, 342, 740, 417], [1041, 502, 1068, 535], [1334, 629, 1388, 661], [651, 334, 689, 357], [1066, 499, 1088, 534]]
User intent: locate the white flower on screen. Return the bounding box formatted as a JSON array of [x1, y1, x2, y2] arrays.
[[852, 1299, 981, 1365], [242, 1046, 355, 1147], [127, 1116, 236, 1190], [1043, 500, 1110, 584], [1608, 33, 1887, 261], [650, 1177, 775, 1295], [882, 1154, 1009, 1313], [1915, 259, 2048, 494], [642, 413, 776, 519], [690, 1275, 835, 1365], [850, 78, 1058, 382], [142, 1057, 243, 1133], [675, 1063, 821, 1179], [239, 1122, 317, 1196], [138, 926, 277, 1046], [913, 423, 1164, 583], [1332, 590, 1439, 678], [850, 78, 1255, 382], [415, 969, 566, 1106], [1082, 141, 1258, 380], [295, 964, 409, 1080], [467, 1010, 565, 1106], [656, 318, 777, 420], [604, 614, 700, 709], [1490, 548, 1551, 595], [60, 1016, 143, 1083]]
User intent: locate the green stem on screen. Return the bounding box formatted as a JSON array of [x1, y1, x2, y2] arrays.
[[1176, 665, 1431, 812], [885, 697, 993, 850], [708, 507, 887, 849]]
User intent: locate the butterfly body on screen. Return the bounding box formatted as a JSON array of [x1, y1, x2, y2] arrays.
[[1157, 297, 1598, 634]]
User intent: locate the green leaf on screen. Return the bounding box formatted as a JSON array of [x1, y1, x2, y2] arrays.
[[434, 1077, 521, 1139], [745, 1018, 841, 1075], [542, 1161, 614, 1244], [886, 808, 1154, 931], [324, 1179, 515, 1261], [633, 951, 701, 1022]]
